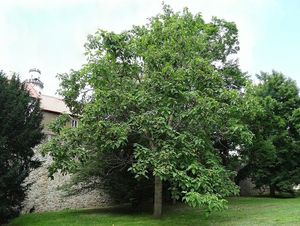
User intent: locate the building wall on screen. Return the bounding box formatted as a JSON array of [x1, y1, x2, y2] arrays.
[[41, 111, 59, 135], [41, 110, 79, 135], [22, 110, 110, 213], [22, 149, 111, 213]]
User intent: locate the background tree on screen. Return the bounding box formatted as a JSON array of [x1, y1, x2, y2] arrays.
[[42, 5, 253, 218], [238, 71, 300, 196], [0, 72, 43, 224]]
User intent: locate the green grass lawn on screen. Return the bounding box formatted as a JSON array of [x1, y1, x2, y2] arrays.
[[8, 197, 300, 226]]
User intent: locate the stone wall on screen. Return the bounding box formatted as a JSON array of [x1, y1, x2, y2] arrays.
[[22, 151, 111, 213], [239, 178, 269, 196]]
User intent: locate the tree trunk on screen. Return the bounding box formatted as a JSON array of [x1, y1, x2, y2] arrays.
[[270, 185, 276, 197], [153, 176, 162, 219]]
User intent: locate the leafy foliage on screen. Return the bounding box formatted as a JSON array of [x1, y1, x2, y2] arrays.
[[42, 5, 254, 214], [240, 71, 300, 195], [0, 72, 43, 224]]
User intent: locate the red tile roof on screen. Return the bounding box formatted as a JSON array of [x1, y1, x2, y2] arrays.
[[26, 83, 71, 114], [40, 94, 71, 114]]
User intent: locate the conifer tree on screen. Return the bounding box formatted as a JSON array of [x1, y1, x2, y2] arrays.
[[0, 71, 43, 224]]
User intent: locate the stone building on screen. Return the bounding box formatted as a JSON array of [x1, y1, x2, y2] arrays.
[[25, 68, 78, 137], [22, 69, 110, 213]]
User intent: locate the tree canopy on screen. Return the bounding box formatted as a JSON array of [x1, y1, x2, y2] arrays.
[[239, 71, 300, 196], [0, 72, 43, 224], [43, 5, 255, 218]]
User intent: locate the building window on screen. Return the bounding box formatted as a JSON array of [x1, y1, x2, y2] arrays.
[[71, 119, 78, 128]]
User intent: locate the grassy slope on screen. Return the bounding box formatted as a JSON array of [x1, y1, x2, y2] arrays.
[[9, 197, 300, 226]]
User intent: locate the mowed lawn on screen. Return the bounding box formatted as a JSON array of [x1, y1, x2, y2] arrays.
[[8, 197, 300, 226]]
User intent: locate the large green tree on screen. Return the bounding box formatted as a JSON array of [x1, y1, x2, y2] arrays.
[[0, 72, 43, 224], [43, 6, 253, 218], [239, 71, 300, 196]]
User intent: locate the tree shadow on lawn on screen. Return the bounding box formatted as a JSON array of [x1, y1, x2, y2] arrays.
[[68, 202, 200, 220], [65, 203, 214, 226], [72, 203, 241, 222], [71, 202, 154, 216], [252, 192, 298, 199], [75, 197, 193, 214]]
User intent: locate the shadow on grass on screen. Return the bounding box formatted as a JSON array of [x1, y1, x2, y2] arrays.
[[70, 202, 155, 216], [252, 193, 298, 199], [67, 202, 193, 219]]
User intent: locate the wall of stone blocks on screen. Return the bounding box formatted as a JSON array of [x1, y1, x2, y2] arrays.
[[22, 151, 111, 213]]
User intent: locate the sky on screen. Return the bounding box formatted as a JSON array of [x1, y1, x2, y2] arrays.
[[0, 0, 299, 96]]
